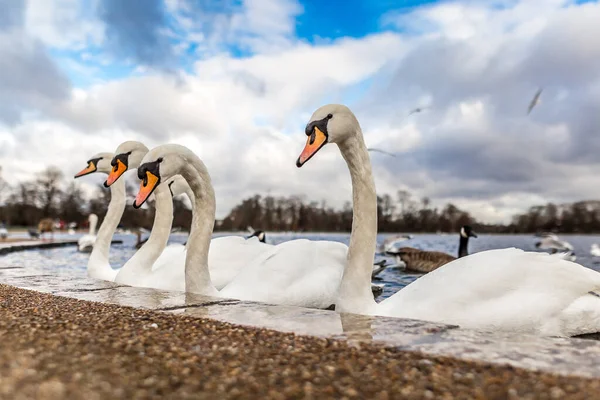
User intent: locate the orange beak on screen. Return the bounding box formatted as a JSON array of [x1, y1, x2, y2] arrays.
[[74, 162, 97, 178], [133, 171, 160, 209], [296, 127, 327, 167], [105, 160, 127, 187]]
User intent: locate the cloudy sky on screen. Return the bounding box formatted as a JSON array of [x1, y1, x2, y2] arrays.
[[1, 0, 599, 223]]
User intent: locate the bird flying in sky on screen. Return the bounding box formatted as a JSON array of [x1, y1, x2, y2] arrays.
[[527, 88, 543, 115]]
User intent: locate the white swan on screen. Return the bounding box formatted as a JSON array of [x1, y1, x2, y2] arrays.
[[591, 244, 600, 257], [74, 153, 125, 281], [132, 144, 345, 308], [77, 213, 98, 252], [535, 233, 573, 252], [297, 104, 600, 337], [105, 141, 272, 290]]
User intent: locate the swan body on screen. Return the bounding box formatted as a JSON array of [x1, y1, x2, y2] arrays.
[[219, 239, 346, 308], [376, 248, 600, 335], [106, 141, 272, 291], [77, 213, 98, 252], [299, 104, 600, 337], [74, 153, 124, 281]]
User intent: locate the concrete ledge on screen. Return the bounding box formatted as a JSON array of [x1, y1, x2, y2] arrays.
[[1, 257, 600, 382], [0, 239, 124, 255]]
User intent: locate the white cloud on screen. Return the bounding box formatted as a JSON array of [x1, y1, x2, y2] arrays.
[[24, 0, 104, 49]]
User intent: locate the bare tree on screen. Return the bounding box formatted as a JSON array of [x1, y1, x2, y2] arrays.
[[36, 167, 64, 217]]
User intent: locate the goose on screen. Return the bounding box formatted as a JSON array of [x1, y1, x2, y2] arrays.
[[105, 141, 273, 290], [386, 225, 477, 273], [73, 153, 125, 281], [77, 213, 98, 252], [296, 103, 600, 337], [131, 144, 346, 308]]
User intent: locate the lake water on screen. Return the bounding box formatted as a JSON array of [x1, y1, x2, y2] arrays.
[[3, 232, 600, 300]]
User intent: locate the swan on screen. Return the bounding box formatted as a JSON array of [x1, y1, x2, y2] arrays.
[[296, 104, 600, 337], [131, 144, 346, 308], [73, 153, 125, 281], [386, 225, 477, 273], [535, 233, 573, 252], [77, 213, 98, 252], [105, 141, 272, 290], [591, 244, 600, 257], [378, 234, 412, 254]]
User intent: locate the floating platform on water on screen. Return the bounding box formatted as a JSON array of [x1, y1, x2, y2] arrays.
[[0, 239, 124, 255]]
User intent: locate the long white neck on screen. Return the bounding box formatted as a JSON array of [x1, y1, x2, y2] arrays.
[[87, 177, 126, 279], [335, 128, 379, 313], [180, 156, 218, 296], [119, 184, 173, 278], [182, 183, 195, 250], [89, 217, 97, 235]]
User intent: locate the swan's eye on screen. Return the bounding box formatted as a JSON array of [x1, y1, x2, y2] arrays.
[[327, 114, 333, 119]]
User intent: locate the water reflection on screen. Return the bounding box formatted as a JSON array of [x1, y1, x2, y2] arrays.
[[3, 231, 600, 301]]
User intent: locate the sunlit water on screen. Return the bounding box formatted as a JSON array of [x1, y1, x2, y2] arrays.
[[3, 232, 600, 300]]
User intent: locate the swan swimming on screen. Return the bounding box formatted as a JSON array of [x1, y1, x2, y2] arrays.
[[131, 144, 347, 308], [77, 214, 98, 253], [296, 104, 600, 337]]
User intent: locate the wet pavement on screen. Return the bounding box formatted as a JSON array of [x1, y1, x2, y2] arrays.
[[2, 243, 600, 398]]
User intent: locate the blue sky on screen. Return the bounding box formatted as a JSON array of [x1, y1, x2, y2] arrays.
[[49, 0, 444, 88], [3, 0, 600, 223]]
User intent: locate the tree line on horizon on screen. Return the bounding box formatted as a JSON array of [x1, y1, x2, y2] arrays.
[[1, 166, 600, 234]]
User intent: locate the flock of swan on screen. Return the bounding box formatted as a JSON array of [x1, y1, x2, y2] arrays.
[[71, 104, 600, 338]]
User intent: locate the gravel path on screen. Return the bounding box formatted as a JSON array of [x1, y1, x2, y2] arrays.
[[0, 284, 599, 399]]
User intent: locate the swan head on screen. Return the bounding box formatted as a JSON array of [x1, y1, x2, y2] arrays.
[[460, 225, 477, 238], [132, 144, 193, 209], [74, 152, 114, 178], [105, 141, 149, 187], [297, 104, 359, 167]]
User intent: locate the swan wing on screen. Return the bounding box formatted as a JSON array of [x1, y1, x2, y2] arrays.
[[220, 239, 347, 309], [377, 248, 600, 336], [152, 243, 186, 271]]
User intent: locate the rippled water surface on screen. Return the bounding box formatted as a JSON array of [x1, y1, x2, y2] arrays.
[[3, 232, 600, 300]]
